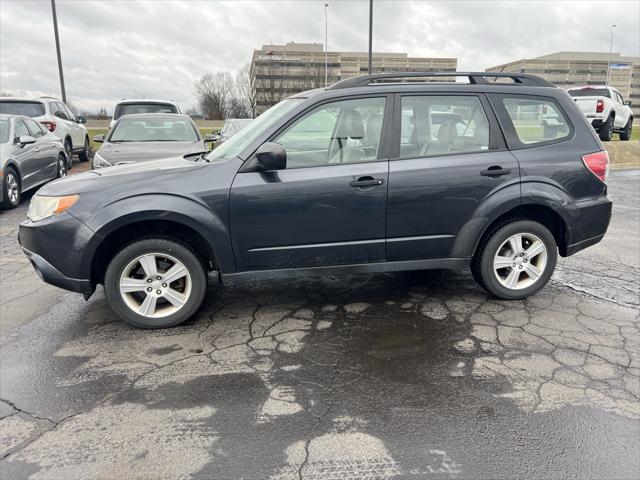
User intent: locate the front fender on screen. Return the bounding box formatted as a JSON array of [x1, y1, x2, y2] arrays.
[[78, 193, 235, 277]]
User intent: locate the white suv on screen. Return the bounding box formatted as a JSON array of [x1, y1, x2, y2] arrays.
[[0, 97, 90, 168]]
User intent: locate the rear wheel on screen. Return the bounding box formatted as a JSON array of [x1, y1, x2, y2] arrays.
[[619, 118, 633, 141], [598, 115, 614, 141], [473, 220, 557, 300], [104, 238, 207, 328], [56, 154, 67, 178], [1, 167, 20, 209], [64, 139, 73, 169], [78, 136, 91, 162]]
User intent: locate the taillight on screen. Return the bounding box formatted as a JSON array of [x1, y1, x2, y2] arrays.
[[596, 100, 604, 113], [40, 121, 56, 132], [582, 151, 609, 183]]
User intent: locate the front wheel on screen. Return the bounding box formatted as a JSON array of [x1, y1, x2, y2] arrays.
[[64, 139, 73, 169], [104, 238, 207, 328], [472, 220, 557, 300], [619, 118, 633, 141], [1, 167, 21, 209], [56, 154, 68, 178]]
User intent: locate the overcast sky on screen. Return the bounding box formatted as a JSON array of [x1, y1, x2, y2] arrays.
[[1, 0, 638, 113]]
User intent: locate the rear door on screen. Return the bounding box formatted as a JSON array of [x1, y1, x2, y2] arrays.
[[24, 118, 57, 181], [386, 93, 519, 261], [229, 95, 391, 272]]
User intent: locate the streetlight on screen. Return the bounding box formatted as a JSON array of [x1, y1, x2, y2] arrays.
[[606, 24, 616, 86], [368, 0, 373, 74], [324, 3, 329, 86], [51, 0, 66, 102]]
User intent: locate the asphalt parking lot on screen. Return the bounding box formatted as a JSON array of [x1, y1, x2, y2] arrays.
[[0, 169, 638, 479]]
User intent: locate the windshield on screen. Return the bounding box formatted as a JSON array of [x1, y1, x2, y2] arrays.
[[208, 99, 303, 161], [0, 101, 46, 117], [0, 119, 9, 143], [569, 88, 611, 98], [221, 119, 253, 137], [109, 116, 199, 142], [114, 103, 178, 120]]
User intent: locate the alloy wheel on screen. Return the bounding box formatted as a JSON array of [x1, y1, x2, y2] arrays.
[[493, 232, 548, 290], [6, 172, 19, 205], [58, 157, 67, 177], [118, 253, 192, 318]]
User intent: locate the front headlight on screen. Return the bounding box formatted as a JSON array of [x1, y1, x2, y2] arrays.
[[27, 195, 79, 222], [92, 152, 112, 169]]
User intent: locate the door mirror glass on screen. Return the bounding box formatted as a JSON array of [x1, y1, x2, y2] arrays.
[[19, 135, 36, 145], [255, 142, 286, 171], [76, 116, 87, 124], [624, 100, 632, 106], [93, 134, 105, 143]]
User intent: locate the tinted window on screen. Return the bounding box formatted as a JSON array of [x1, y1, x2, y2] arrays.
[[114, 103, 178, 120], [52, 102, 69, 120], [275, 97, 386, 169], [568, 88, 611, 98], [0, 119, 9, 143], [502, 97, 571, 145], [24, 118, 46, 138], [0, 101, 45, 117], [109, 116, 198, 142], [14, 119, 30, 139], [400, 95, 490, 158]]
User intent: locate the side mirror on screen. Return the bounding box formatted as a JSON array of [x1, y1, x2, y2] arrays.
[[18, 135, 36, 146], [624, 100, 632, 106], [76, 116, 87, 124], [255, 142, 286, 171], [93, 134, 105, 143], [204, 134, 218, 143]]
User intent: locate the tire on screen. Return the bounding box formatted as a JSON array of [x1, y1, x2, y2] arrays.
[[64, 139, 73, 169], [598, 115, 614, 141], [104, 238, 207, 328], [56, 154, 68, 179], [473, 220, 557, 300], [77, 136, 91, 162], [619, 118, 633, 141], [1, 167, 20, 209]]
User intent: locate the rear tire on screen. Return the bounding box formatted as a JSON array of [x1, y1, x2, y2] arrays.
[[473, 220, 557, 300], [619, 118, 633, 141], [1, 167, 20, 209], [598, 115, 614, 141], [78, 136, 91, 162], [104, 238, 207, 328]]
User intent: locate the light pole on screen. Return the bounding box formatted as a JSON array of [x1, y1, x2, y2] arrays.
[[368, 0, 373, 74], [50, 0, 66, 103], [606, 24, 616, 86], [324, 3, 329, 86]]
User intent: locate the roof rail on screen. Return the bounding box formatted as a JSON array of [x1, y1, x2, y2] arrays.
[[39, 96, 60, 100], [328, 72, 555, 89]]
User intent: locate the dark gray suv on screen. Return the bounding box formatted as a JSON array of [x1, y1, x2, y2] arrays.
[[19, 73, 612, 328]]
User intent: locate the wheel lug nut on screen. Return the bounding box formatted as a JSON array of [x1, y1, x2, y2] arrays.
[[512, 263, 516, 267], [162, 283, 167, 288], [156, 276, 161, 280], [147, 278, 152, 283], [518, 265, 523, 269], [146, 287, 152, 292], [156, 289, 162, 294]]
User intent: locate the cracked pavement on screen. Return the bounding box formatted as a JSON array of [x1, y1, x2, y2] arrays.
[[1, 170, 639, 479]]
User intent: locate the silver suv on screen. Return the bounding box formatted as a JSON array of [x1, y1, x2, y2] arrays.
[[0, 97, 90, 168]]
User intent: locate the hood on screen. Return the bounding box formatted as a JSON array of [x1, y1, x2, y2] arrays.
[[97, 141, 206, 164], [38, 155, 209, 196]]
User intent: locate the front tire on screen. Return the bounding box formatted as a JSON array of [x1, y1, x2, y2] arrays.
[[598, 115, 614, 141], [64, 139, 73, 169], [473, 220, 557, 300], [78, 136, 91, 162], [619, 118, 633, 141], [104, 238, 207, 328], [56, 154, 68, 178], [1, 167, 21, 209]]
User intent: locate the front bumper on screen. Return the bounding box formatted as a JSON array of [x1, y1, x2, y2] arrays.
[[22, 247, 93, 295]]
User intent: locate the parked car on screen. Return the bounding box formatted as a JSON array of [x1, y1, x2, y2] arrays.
[[92, 114, 209, 169], [567, 86, 633, 141], [109, 100, 181, 128], [0, 97, 90, 167], [1, 114, 67, 209], [208, 118, 253, 144], [19, 72, 612, 328]]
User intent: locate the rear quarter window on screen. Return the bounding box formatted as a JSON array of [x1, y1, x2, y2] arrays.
[[495, 95, 573, 148]]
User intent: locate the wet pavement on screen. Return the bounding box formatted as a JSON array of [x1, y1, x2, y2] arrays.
[[0, 170, 638, 479]]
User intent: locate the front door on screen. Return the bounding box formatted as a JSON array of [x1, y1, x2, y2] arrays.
[[386, 93, 519, 261], [230, 96, 390, 272]]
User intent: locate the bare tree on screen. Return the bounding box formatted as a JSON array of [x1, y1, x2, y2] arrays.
[[253, 61, 289, 113], [299, 61, 326, 91], [235, 63, 255, 118], [95, 106, 108, 119], [194, 72, 233, 120]]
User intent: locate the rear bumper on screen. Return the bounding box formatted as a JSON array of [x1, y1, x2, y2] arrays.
[[22, 247, 93, 295], [590, 119, 604, 129], [562, 197, 612, 256]]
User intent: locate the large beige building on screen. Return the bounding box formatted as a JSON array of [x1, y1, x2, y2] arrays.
[[250, 42, 457, 113], [487, 51, 640, 116]]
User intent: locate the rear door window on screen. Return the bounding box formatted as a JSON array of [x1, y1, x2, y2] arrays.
[[0, 101, 46, 117], [14, 119, 30, 140], [495, 95, 572, 147], [52, 102, 69, 120]]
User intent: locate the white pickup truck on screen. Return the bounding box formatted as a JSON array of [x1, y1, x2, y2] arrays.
[[567, 86, 633, 141]]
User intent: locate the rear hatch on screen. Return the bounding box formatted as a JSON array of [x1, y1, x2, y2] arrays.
[[568, 87, 610, 117], [572, 97, 600, 117], [0, 100, 46, 117]]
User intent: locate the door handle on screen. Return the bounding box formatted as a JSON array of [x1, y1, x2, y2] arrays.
[[34, 148, 40, 152], [349, 176, 384, 188], [481, 166, 511, 177]]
